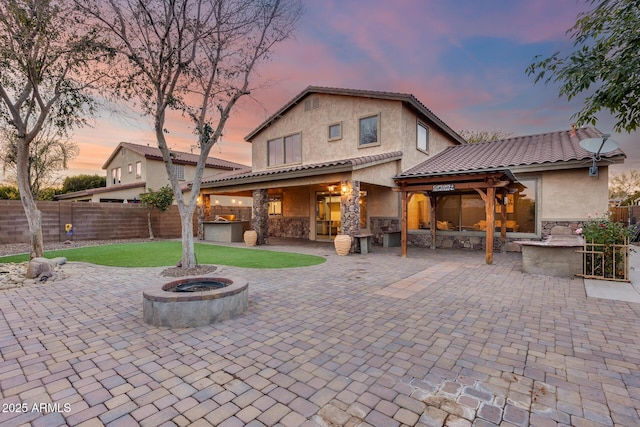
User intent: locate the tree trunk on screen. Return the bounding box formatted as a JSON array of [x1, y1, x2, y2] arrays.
[[16, 136, 44, 259], [147, 210, 154, 240], [180, 209, 196, 268]]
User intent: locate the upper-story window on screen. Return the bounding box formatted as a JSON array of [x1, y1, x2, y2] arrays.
[[328, 122, 342, 141], [417, 122, 429, 153], [136, 161, 142, 178], [111, 167, 121, 185], [359, 114, 380, 146], [171, 163, 185, 180], [268, 133, 301, 166]]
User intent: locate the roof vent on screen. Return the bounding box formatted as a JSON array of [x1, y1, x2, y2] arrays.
[[304, 97, 319, 111]]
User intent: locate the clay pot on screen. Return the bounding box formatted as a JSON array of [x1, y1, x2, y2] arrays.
[[334, 234, 352, 256], [244, 230, 258, 246]]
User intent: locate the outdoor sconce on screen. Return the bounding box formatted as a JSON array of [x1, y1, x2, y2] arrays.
[[341, 184, 348, 194]]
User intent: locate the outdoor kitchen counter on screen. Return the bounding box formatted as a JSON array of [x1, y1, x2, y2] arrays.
[[202, 220, 250, 243]]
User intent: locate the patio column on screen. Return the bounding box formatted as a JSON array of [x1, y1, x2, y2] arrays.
[[252, 189, 269, 245], [340, 180, 360, 253]]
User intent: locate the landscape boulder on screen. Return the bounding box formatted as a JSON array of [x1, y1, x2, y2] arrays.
[[25, 258, 55, 279]]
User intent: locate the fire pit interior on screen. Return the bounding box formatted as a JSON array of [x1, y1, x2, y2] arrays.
[[143, 276, 248, 328], [168, 280, 228, 292]]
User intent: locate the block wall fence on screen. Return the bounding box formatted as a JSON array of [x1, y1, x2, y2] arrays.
[[0, 200, 197, 244]]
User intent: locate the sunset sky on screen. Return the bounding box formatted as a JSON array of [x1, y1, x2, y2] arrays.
[[21, 0, 640, 182]]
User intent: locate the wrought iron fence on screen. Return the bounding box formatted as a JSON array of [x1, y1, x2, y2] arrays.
[[577, 238, 630, 282]]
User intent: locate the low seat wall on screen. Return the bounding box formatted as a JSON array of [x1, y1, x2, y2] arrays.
[[516, 236, 584, 278]]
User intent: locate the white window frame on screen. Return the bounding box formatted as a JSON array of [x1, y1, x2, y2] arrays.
[[135, 161, 142, 178]]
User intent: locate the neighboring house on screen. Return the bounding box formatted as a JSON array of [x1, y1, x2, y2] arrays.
[[198, 86, 626, 259], [56, 142, 250, 204], [197, 86, 466, 245]]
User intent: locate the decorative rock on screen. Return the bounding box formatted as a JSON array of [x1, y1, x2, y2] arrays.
[[50, 257, 67, 265], [26, 258, 55, 279]]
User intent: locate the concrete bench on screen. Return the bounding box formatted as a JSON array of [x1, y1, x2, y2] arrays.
[[382, 230, 401, 247], [354, 230, 374, 254], [515, 235, 584, 278]]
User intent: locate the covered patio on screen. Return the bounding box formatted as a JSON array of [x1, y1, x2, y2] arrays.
[[394, 169, 518, 264]]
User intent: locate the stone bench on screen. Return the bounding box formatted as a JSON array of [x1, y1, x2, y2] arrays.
[[515, 235, 584, 278], [382, 230, 401, 247], [354, 230, 374, 254]]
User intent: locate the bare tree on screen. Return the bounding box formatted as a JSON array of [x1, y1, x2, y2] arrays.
[[0, 0, 112, 258], [78, 0, 302, 269], [458, 129, 514, 144], [1, 126, 79, 197], [609, 170, 640, 203]]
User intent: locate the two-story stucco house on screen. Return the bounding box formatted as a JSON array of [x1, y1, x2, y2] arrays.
[[199, 86, 626, 261], [57, 142, 250, 204], [198, 86, 466, 246]]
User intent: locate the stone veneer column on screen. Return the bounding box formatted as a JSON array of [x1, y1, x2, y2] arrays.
[[252, 189, 269, 245], [340, 180, 360, 252]]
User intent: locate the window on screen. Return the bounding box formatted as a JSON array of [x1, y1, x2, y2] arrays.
[[328, 123, 342, 141], [171, 163, 185, 180], [111, 167, 121, 185], [135, 161, 142, 178], [268, 195, 282, 216], [359, 114, 379, 146], [417, 122, 429, 152], [406, 179, 538, 233], [408, 193, 431, 230], [128, 163, 132, 174], [268, 133, 301, 166]]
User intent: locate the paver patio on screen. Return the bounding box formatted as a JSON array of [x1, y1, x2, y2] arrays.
[[1, 240, 640, 426]]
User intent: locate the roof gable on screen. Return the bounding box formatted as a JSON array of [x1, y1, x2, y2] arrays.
[[102, 142, 248, 171], [398, 127, 626, 177], [245, 86, 467, 145]]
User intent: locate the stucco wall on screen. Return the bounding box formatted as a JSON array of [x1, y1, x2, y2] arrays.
[[364, 184, 399, 218], [539, 167, 609, 220], [399, 109, 459, 172], [250, 94, 460, 174], [252, 95, 396, 172]]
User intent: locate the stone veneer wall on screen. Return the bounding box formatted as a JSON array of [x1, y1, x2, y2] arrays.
[[268, 217, 310, 239], [252, 189, 269, 245], [340, 180, 360, 252], [541, 221, 581, 238], [370, 217, 401, 245], [407, 232, 526, 252]]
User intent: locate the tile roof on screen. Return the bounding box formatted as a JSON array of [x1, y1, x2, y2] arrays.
[[397, 127, 625, 178], [245, 86, 467, 145], [102, 142, 249, 171], [55, 181, 146, 200], [200, 151, 403, 186]]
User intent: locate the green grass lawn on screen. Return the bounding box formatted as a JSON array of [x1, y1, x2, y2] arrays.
[[0, 241, 325, 269]]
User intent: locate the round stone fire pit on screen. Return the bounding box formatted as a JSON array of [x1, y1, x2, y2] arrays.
[[143, 276, 248, 328]]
